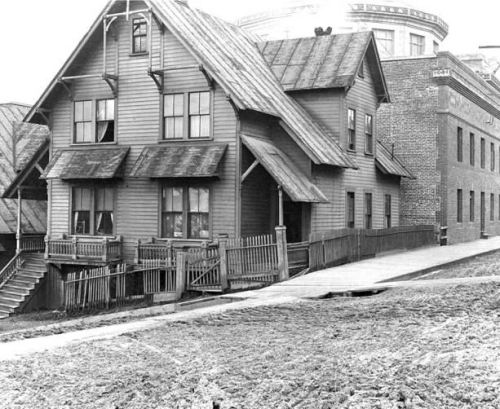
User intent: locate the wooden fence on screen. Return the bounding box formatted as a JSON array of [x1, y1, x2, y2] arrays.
[[309, 225, 436, 271], [64, 262, 180, 312], [186, 248, 221, 291], [225, 234, 280, 284], [287, 241, 309, 276]]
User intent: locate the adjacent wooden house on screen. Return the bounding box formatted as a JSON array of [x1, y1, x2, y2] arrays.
[[1, 0, 413, 311]]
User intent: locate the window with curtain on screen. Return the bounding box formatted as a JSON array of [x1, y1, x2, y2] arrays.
[[96, 99, 115, 143], [188, 187, 210, 239], [162, 187, 184, 238], [365, 114, 373, 155], [95, 187, 114, 235], [347, 108, 356, 151], [72, 187, 92, 234]]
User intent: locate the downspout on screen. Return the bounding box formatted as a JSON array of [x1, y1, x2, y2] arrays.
[[227, 96, 241, 238]]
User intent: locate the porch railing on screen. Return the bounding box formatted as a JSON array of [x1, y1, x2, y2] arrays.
[[0, 252, 23, 289], [20, 234, 46, 252], [46, 235, 123, 263]]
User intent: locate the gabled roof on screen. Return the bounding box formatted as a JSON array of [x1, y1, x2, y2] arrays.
[[25, 0, 355, 169], [375, 141, 414, 179], [258, 32, 390, 102]]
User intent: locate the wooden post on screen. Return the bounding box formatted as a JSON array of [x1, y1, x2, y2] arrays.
[[16, 188, 22, 254], [275, 225, 289, 281], [72, 236, 78, 261], [102, 236, 109, 262], [44, 235, 50, 260], [134, 239, 141, 264], [219, 240, 228, 291], [278, 185, 284, 226], [175, 252, 186, 300]]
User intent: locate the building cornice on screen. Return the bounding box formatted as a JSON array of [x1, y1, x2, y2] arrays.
[[348, 3, 448, 40]]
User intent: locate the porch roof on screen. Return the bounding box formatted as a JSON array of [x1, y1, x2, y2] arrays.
[[375, 141, 415, 179], [241, 134, 328, 203], [42, 147, 129, 180], [129, 144, 227, 178]]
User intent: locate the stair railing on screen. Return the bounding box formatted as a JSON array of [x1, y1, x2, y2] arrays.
[[0, 252, 23, 290]]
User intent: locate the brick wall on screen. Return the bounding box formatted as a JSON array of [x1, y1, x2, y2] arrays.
[[377, 57, 441, 227]]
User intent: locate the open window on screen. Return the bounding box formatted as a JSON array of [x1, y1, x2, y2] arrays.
[[73, 99, 116, 144], [97, 99, 115, 143]]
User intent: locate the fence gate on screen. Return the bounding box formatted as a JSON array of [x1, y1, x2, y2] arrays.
[[186, 248, 222, 292]]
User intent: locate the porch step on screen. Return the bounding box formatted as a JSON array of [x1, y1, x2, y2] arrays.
[[0, 253, 47, 319], [188, 285, 223, 293]]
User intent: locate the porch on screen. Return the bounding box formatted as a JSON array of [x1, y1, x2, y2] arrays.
[[44, 235, 123, 265]]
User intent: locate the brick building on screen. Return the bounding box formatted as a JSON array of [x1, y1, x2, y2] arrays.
[[378, 52, 500, 244]]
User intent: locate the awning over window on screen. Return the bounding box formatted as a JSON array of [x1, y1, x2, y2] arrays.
[[375, 141, 415, 179], [129, 144, 227, 178], [42, 147, 129, 180], [241, 134, 328, 203]]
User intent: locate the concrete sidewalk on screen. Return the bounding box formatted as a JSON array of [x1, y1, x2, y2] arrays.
[[226, 236, 500, 300]]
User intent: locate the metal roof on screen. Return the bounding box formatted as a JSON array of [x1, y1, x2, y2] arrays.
[[375, 141, 414, 179], [150, 0, 355, 168], [130, 144, 227, 178], [258, 32, 390, 101], [0, 103, 48, 234], [25, 0, 355, 169], [42, 148, 129, 180], [242, 134, 328, 203]]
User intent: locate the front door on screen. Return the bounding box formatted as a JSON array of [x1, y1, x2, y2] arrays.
[[480, 192, 485, 233], [284, 201, 302, 243]]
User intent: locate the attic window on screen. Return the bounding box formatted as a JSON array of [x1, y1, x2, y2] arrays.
[[132, 18, 148, 54], [358, 60, 365, 78]]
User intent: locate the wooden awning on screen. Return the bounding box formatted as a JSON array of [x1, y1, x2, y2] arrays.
[[42, 147, 129, 180], [241, 135, 328, 203], [375, 141, 415, 179], [129, 144, 227, 178]]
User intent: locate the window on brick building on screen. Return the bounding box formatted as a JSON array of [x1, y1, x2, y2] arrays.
[[470, 191, 475, 222], [457, 127, 463, 162], [347, 192, 355, 228], [410, 33, 425, 56], [470, 133, 475, 166], [433, 41, 439, 55], [457, 189, 463, 223], [373, 29, 395, 57], [491, 193, 495, 221], [384, 194, 392, 228], [480, 138, 485, 169], [364, 193, 372, 229], [347, 109, 356, 151], [492, 143, 496, 171], [365, 114, 373, 155]]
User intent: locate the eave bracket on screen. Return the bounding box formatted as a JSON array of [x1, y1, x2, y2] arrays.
[[148, 69, 164, 93]]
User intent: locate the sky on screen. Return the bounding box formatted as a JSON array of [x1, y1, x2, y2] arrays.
[[1, 0, 500, 105]]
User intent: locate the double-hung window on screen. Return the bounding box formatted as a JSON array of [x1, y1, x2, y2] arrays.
[[74, 101, 93, 143], [163, 94, 184, 139], [347, 192, 355, 228], [163, 91, 211, 140], [347, 108, 356, 151], [457, 127, 463, 162], [162, 186, 210, 239], [364, 193, 372, 229], [132, 18, 148, 54], [410, 33, 425, 56], [72, 187, 114, 235], [480, 138, 485, 168], [470, 191, 475, 222], [470, 133, 475, 166], [373, 29, 394, 58], [365, 114, 373, 155], [457, 189, 463, 223], [491, 193, 495, 221], [491, 143, 495, 171], [384, 194, 392, 228], [74, 99, 115, 144]]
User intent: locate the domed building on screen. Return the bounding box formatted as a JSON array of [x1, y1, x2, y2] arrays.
[[237, 0, 449, 59]]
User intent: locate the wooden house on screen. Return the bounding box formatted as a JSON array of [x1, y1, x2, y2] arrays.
[[0, 0, 413, 311]]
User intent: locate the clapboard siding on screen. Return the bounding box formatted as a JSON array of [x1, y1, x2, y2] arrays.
[[46, 2, 237, 263]]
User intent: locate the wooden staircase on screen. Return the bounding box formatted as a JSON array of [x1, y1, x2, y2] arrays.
[[0, 253, 47, 319]]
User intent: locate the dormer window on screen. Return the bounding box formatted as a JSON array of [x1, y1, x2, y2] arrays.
[[132, 18, 148, 54]]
